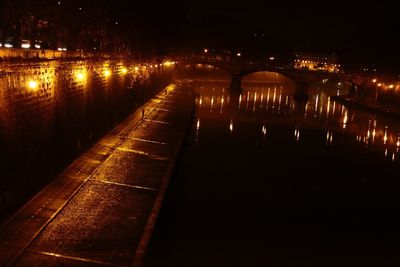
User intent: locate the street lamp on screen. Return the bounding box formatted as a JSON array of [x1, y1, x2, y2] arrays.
[[104, 69, 111, 77], [27, 80, 39, 91], [76, 72, 86, 81]]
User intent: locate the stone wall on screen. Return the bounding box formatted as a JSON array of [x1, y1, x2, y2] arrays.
[[0, 59, 175, 217]]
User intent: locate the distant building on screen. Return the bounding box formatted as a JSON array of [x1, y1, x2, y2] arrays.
[[293, 52, 340, 72]]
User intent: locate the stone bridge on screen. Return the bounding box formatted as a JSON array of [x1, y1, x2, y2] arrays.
[[178, 58, 373, 99]]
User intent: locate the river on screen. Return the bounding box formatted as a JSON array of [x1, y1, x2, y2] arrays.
[[144, 70, 400, 266]]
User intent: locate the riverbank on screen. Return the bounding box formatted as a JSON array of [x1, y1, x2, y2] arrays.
[[0, 59, 176, 220], [331, 95, 400, 119], [0, 81, 195, 266]]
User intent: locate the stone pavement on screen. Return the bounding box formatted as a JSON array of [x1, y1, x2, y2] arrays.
[[0, 81, 195, 267]]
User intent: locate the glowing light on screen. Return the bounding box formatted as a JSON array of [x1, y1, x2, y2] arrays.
[[195, 118, 200, 142], [229, 119, 233, 133], [104, 69, 111, 77], [272, 87, 276, 109], [237, 52, 241, 57], [5, 44, 12, 48], [326, 131, 333, 146], [278, 90, 282, 110], [134, 66, 139, 71], [342, 110, 348, 129], [76, 71, 86, 81], [389, 84, 394, 89], [326, 97, 331, 118], [121, 67, 128, 74], [27, 80, 39, 90], [383, 126, 388, 145], [57, 48, 63, 51], [372, 128, 376, 143], [372, 79, 377, 83], [260, 93, 264, 108], [21, 43, 30, 49], [34, 44, 41, 49], [377, 83, 382, 87], [294, 127, 300, 142], [262, 125, 267, 136], [204, 48, 208, 53], [220, 96, 224, 114]]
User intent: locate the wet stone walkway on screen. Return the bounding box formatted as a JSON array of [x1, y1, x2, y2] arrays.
[[0, 81, 195, 267]]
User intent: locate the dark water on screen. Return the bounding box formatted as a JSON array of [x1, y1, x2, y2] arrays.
[[0, 60, 174, 219], [145, 73, 400, 266]]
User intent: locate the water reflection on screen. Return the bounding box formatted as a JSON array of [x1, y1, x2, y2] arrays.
[[146, 72, 400, 266], [193, 79, 400, 163]]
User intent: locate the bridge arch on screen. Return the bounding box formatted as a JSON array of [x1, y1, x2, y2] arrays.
[[177, 59, 371, 99], [231, 69, 310, 99], [241, 71, 297, 85]]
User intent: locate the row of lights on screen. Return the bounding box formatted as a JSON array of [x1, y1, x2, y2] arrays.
[[25, 61, 176, 91], [372, 78, 395, 89], [0, 42, 68, 50], [295, 59, 340, 67], [203, 48, 242, 57], [26, 67, 125, 90], [0, 42, 41, 49]]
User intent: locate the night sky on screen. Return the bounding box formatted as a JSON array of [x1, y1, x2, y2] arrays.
[[112, 1, 399, 70], [1, 0, 399, 71]]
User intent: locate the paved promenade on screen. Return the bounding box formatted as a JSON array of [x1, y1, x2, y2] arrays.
[[0, 81, 195, 267]]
